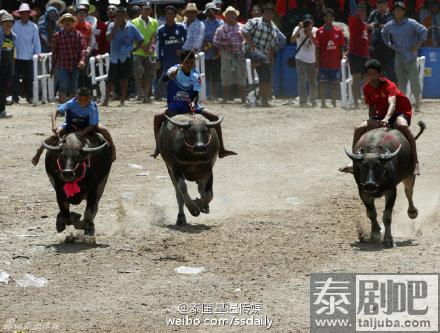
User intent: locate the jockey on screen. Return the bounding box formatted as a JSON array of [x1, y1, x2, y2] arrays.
[[32, 87, 116, 166], [151, 50, 236, 159], [340, 59, 420, 175]]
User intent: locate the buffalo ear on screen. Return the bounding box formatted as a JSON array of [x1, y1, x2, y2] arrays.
[[344, 146, 363, 161]]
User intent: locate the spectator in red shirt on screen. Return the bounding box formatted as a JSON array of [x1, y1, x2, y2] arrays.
[[315, 8, 345, 108], [348, 0, 369, 109], [90, 6, 109, 55], [75, 5, 94, 56], [340, 59, 419, 175], [51, 13, 87, 103]]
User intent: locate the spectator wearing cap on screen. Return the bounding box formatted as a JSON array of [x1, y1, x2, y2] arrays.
[[182, 3, 205, 52], [315, 8, 345, 108], [76, 0, 97, 33], [367, 0, 396, 83], [51, 13, 87, 103], [38, 6, 60, 53], [347, 0, 369, 109], [203, 2, 223, 101], [11, 3, 41, 104], [0, 13, 16, 118], [242, 3, 280, 107], [213, 6, 247, 104], [156, 6, 187, 100], [382, 1, 427, 111], [291, 16, 318, 108], [102, 7, 144, 107], [131, 2, 159, 103]]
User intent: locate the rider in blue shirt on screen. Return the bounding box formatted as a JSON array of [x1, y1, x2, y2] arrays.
[[151, 50, 236, 159], [32, 87, 116, 165]]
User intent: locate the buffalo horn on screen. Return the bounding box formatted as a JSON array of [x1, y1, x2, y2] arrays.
[[205, 115, 224, 128], [42, 141, 60, 151], [344, 146, 364, 161], [379, 145, 401, 162], [165, 116, 190, 129], [82, 142, 109, 153]]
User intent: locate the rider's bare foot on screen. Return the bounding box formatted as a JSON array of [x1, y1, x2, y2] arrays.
[[150, 148, 160, 159], [338, 163, 353, 174], [414, 162, 420, 176], [219, 149, 237, 158]]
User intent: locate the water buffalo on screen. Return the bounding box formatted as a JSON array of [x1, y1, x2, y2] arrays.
[[345, 122, 425, 248], [159, 114, 222, 226], [43, 132, 112, 236]]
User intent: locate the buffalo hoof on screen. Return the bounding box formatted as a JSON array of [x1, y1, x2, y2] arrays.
[[176, 214, 187, 226], [370, 231, 381, 244], [200, 205, 210, 214], [408, 208, 418, 219], [56, 213, 69, 233], [189, 207, 200, 217], [383, 237, 394, 249], [83, 223, 95, 236]]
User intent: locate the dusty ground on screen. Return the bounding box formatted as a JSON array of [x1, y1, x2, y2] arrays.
[[1, 98, 440, 332]]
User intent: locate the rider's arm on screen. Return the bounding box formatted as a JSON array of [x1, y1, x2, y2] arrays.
[[384, 95, 397, 121], [51, 109, 59, 132]]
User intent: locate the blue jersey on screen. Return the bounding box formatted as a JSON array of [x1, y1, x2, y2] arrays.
[[166, 65, 202, 114], [58, 98, 99, 131], [157, 23, 187, 72]]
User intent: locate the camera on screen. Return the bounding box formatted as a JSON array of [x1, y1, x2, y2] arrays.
[[303, 21, 310, 29]]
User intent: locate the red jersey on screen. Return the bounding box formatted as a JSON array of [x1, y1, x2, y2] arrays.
[[363, 77, 412, 119], [315, 25, 345, 69], [94, 20, 109, 55], [348, 15, 369, 58], [75, 21, 93, 47]]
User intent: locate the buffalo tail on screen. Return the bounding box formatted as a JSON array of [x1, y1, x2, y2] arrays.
[[414, 121, 426, 140]]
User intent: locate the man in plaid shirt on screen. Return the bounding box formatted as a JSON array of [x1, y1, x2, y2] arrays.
[[52, 13, 87, 103], [242, 3, 279, 107], [213, 6, 247, 104]]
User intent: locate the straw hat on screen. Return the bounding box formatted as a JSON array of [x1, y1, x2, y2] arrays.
[[58, 13, 78, 25], [183, 3, 199, 15], [46, 0, 66, 14], [12, 3, 38, 17], [1, 13, 15, 23], [223, 6, 239, 17]]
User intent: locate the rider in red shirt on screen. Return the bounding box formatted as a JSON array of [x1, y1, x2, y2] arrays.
[[340, 59, 420, 175]]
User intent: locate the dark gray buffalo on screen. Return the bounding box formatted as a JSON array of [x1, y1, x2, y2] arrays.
[[159, 114, 222, 225], [345, 122, 425, 248], [43, 132, 112, 236]]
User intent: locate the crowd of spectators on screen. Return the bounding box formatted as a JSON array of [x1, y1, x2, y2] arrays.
[[0, 0, 438, 116]]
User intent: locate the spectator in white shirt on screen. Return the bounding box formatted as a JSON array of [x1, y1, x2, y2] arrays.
[[291, 16, 318, 107], [181, 3, 204, 52], [11, 3, 41, 104]]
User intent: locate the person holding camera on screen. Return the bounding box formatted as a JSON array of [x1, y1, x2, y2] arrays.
[[291, 16, 318, 108], [367, 0, 397, 83]]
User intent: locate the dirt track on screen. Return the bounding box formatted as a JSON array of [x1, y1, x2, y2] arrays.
[[1, 99, 440, 332]]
